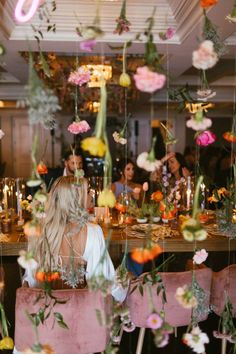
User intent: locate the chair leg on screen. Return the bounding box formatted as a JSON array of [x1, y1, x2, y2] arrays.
[[174, 327, 177, 338], [221, 338, 227, 354], [136, 327, 146, 354]]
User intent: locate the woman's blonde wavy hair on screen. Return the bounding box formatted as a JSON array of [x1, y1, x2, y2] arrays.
[[28, 176, 88, 270]]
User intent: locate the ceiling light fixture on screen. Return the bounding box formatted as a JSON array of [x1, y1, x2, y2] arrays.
[[15, 0, 41, 23], [81, 64, 112, 88]]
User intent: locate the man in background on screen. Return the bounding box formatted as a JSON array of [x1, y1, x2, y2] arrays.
[[44, 147, 86, 190]]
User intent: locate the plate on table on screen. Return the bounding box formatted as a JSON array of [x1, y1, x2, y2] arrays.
[[131, 224, 162, 233]]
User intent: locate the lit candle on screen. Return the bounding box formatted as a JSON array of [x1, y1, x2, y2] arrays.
[[200, 183, 205, 210], [3, 184, 8, 212], [186, 177, 191, 210], [16, 179, 23, 220]]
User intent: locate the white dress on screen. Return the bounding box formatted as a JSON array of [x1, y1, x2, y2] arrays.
[[23, 223, 127, 302]]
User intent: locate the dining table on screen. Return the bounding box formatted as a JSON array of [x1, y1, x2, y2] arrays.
[[1, 219, 236, 256]]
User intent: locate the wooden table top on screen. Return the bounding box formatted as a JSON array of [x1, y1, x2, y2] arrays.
[[1, 222, 236, 256]]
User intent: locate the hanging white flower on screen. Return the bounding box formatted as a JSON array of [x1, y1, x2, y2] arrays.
[[137, 137, 162, 172], [192, 40, 218, 70], [183, 326, 209, 353], [17, 250, 38, 272], [186, 115, 212, 131]]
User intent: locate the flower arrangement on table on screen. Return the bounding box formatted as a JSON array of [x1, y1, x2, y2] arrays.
[[208, 180, 236, 237]]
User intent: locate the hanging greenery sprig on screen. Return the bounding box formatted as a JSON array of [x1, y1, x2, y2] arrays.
[[76, 0, 104, 40], [202, 10, 226, 57], [144, 7, 163, 72], [26, 52, 61, 129], [113, 0, 131, 35]]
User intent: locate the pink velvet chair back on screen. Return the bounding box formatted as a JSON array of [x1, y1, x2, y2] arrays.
[[211, 264, 236, 316], [127, 268, 212, 328], [15, 287, 111, 354]]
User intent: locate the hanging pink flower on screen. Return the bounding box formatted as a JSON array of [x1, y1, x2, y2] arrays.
[[192, 40, 218, 70], [196, 130, 216, 146], [133, 66, 166, 93], [146, 313, 163, 329], [159, 27, 175, 40], [80, 39, 97, 52], [68, 67, 90, 86], [67, 120, 90, 134]]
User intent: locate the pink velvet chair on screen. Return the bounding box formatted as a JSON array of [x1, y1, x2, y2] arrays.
[[127, 268, 212, 354], [210, 264, 236, 354], [15, 287, 112, 354]]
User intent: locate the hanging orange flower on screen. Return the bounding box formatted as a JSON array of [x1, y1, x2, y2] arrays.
[[200, 0, 218, 8], [151, 190, 163, 202], [37, 161, 48, 175], [131, 244, 162, 264], [223, 131, 236, 143]]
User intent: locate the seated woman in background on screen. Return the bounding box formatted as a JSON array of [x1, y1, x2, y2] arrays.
[[24, 176, 127, 302], [111, 158, 142, 201], [167, 152, 191, 184]]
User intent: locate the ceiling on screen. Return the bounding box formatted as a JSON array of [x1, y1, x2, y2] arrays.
[[0, 0, 235, 111]]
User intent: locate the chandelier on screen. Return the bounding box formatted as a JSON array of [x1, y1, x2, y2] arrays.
[[81, 64, 112, 88]]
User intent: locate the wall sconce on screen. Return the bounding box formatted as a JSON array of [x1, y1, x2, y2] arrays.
[[81, 64, 112, 88]]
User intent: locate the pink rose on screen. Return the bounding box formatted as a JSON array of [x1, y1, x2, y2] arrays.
[[67, 120, 90, 134], [143, 182, 149, 192], [196, 130, 216, 146], [133, 66, 166, 93]]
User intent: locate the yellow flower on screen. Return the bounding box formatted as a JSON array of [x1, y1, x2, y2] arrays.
[[97, 189, 116, 208], [0, 336, 14, 350], [21, 200, 29, 210], [119, 72, 131, 87], [81, 137, 106, 157]]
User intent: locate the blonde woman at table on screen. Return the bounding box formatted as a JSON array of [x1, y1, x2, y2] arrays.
[[23, 176, 127, 302]]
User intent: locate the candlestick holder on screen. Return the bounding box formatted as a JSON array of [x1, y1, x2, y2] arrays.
[[1, 218, 12, 234]]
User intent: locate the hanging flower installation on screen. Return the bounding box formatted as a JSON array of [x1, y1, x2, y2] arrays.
[[137, 137, 162, 172], [134, 66, 166, 93], [76, 1, 103, 52], [119, 42, 131, 88], [158, 27, 175, 40], [200, 0, 218, 8], [113, 0, 131, 35], [67, 120, 90, 134], [192, 40, 218, 70], [195, 130, 216, 146], [67, 65, 91, 135], [193, 249, 208, 265], [183, 326, 209, 354], [113, 121, 127, 145], [226, 4, 236, 23], [186, 112, 212, 131], [68, 67, 90, 86], [26, 53, 61, 129], [81, 83, 107, 157]]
